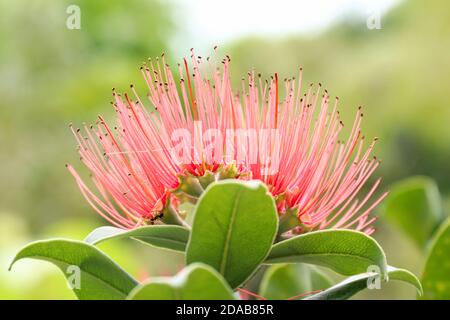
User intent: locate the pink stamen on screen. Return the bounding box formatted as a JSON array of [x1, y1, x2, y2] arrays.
[[67, 50, 386, 232]]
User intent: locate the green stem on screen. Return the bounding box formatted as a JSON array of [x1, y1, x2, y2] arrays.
[[160, 204, 187, 227], [277, 208, 299, 235]]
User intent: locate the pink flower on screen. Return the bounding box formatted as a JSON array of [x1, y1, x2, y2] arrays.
[[68, 49, 387, 234]]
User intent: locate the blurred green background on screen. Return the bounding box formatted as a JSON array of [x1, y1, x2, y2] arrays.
[[1, 0, 449, 299]]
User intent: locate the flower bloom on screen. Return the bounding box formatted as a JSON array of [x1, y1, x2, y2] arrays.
[[68, 49, 387, 234]]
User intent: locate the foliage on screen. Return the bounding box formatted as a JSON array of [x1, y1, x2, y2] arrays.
[[10, 180, 420, 300], [421, 218, 450, 299], [9, 239, 137, 299], [128, 263, 235, 300], [379, 176, 450, 300], [259, 264, 332, 300], [383, 176, 444, 248], [186, 181, 278, 288]]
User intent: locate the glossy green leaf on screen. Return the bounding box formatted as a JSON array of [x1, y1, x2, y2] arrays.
[[128, 263, 235, 300], [9, 239, 137, 300], [186, 180, 278, 288], [383, 176, 444, 248], [259, 263, 332, 300], [265, 229, 388, 276], [306, 266, 422, 300], [421, 218, 450, 299], [84, 225, 189, 252]]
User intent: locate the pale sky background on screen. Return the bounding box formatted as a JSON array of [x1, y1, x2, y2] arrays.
[[171, 0, 400, 53]]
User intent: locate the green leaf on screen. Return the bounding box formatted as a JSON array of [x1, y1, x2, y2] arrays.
[[306, 266, 422, 300], [259, 264, 332, 300], [265, 229, 388, 276], [128, 263, 236, 300], [186, 180, 278, 288], [9, 239, 138, 300], [84, 225, 189, 252], [421, 218, 450, 299], [383, 176, 444, 248]]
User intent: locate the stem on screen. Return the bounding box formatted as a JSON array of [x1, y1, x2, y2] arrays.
[[277, 208, 299, 236], [160, 204, 187, 227]]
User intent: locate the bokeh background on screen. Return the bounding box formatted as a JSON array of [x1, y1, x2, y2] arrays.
[[1, 0, 449, 299]]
